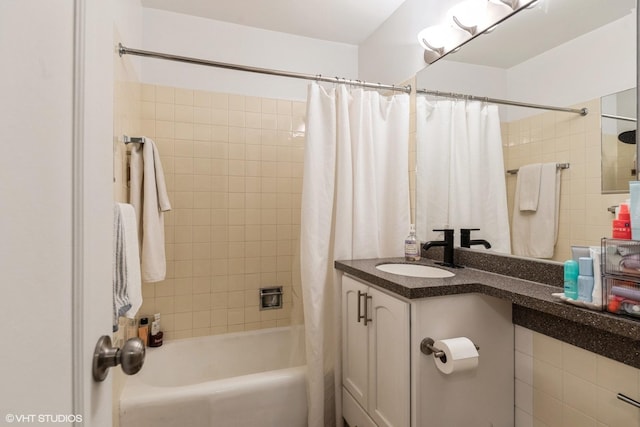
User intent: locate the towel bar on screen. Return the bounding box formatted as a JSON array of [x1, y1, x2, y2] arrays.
[[123, 135, 146, 144], [617, 393, 640, 409], [506, 162, 569, 175]]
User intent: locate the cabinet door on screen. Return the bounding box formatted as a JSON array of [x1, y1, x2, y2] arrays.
[[368, 287, 410, 427], [342, 276, 370, 409], [343, 386, 378, 427]]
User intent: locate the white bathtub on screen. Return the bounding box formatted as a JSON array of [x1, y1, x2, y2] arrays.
[[119, 326, 307, 427]]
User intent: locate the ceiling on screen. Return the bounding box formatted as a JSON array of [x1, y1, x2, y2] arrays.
[[140, 0, 408, 45]]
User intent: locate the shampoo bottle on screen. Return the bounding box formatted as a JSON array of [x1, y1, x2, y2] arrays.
[[612, 202, 632, 239], [404, 224, 420, 261], [563, 260, 579, 300], [149, 313, 163, 347], [138, 317, 149, 346]]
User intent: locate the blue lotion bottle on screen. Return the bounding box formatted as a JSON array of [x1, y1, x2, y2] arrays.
[[564, 260, 579, 300], [577, 257, 594, 303]]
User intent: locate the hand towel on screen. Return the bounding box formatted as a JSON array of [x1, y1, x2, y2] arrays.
[[130, 138, 172, 283], [119, 203, 142, 319], [517, 163, 542, 211], [512, 162, 561, 258], [113, 204, 132, 332]]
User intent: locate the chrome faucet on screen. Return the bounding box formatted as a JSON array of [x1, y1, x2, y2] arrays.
[[422, 229, 459, 268], [460, 228, 492, 249]]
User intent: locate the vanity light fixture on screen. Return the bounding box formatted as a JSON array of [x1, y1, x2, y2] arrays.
[[418, 0, 541, 64], [488, 0, 518, 10], [417, 24, 467, 63], [448, 0, 491, 35], [488, 0, 540, 10]]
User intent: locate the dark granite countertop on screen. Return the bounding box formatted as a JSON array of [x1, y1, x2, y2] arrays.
[[335, 256, 640, 368]]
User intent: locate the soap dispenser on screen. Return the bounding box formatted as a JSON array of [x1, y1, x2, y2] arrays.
[[404, 224, 420, 261]]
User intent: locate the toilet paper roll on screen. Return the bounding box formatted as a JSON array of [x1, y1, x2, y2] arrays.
[[434, 337, 479, 375]]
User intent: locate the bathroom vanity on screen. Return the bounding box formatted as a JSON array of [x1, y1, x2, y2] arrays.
[[336, 250, 640, 427]]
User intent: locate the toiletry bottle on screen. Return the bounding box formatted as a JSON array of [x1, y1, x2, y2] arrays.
[[138, 317, 149, 346], [149, 313, 163, 347], [404, 224, 421, 261], [563, 260, 579, 300], [612, 202, 632, 239], [577, 257, 595, 303]]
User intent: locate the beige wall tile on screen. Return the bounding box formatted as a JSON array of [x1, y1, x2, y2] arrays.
[[562, 405, 597, 427], [596, 355, 639, 396], [562, 342, 597, 383], [533, 332, 563, 367], [596, 386, 640, 426], [562, 372, 597, 419], [534, 389, 563, 427], [156, 86, 174, 104], [135, 85, 303, 342], [527, 330, 640, 426], [175, 88, 193, 106], [534, 359, 563, 399]]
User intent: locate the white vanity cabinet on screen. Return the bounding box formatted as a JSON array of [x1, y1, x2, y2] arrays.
[[341, 275, 410, 427]]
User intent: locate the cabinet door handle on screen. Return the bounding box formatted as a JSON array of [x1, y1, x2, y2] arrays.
[[363, 293, 373, 326], [357, 290, 365, 323]]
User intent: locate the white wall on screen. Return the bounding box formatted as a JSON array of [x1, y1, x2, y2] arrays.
[[506, 13, 636, 121], [359, 0, 461, 85], [115, 0, 144, 80], [140, 8, 358, 101]]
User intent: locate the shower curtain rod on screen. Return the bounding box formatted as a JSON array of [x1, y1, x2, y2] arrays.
[[602, 113, 637, 123], [118, 43, 412, 94], [417, 89, 588, 116]]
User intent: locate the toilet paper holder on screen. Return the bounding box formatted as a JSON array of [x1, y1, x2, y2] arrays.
[[420, 337, 479, 361]]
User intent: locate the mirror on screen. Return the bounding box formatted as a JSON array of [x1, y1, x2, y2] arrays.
[[601, 87, 637, 193], [414, 0, 636, 261]]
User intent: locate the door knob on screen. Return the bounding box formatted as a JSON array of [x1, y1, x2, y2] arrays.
[[92, 335, 145, 382]]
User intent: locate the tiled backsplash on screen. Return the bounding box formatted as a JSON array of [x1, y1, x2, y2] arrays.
[[515, 326, 640, 427], [503, 98, 629, 261], [129, 84, 305, 340]]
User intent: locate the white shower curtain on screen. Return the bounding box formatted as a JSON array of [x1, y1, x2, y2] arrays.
[[416, 97, 511, 254], [300, 83, 410, 427]]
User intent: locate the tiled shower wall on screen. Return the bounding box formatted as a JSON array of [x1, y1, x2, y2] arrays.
[[503, 98, 629, 261], [135, 84, 305, 340], [515, 326, 640, 426]]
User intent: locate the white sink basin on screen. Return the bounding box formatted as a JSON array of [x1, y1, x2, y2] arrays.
[[375, 263, 455, 278]]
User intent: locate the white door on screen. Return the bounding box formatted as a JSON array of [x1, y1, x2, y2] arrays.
[[1, 1, 114, 426]]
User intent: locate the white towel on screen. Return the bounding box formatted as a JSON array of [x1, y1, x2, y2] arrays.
[[113, 204, 142, 331], [130, 138, 171, 283], [517, 163, 542, 211], [119, 203, 142, 319], [512, 162, 561, 258]]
